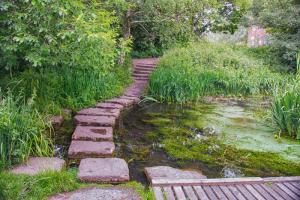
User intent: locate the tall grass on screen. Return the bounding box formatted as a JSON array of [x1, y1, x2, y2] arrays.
[[7, 65, 131, 114], [271, 53, 300, 139], [0, 91, 53, 169], [149, 41, 290, 102]]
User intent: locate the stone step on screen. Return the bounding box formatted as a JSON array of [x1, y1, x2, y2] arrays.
[[74, 115, 116, 127], [134, 66, 154, 72], [68, 141, 115, 159], [134, 77, 149, 81], [133, 73, 149, 78], [106, 98, 135, 107], [48, 187, 141, 200], [72, 126, 113, 142], [78, 158, 130, 183], [133, 70, 152, 74], [135, 63, 156, 67], [77, 108, 121, 118], [10, 157, 66, 176], [95, 102, 124, 110]]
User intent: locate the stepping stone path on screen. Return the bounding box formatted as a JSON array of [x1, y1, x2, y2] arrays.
[[11, 157, 66, 175], [48, 187, 141, 200], [68, 58, 158, 183]]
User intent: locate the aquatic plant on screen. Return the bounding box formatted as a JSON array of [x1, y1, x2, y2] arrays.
[[0, 91, 53, 169], [149, 40, 290, 102]]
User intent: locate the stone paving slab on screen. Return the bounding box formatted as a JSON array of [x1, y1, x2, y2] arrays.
[[106, 98, 135, 107], [78, 158, 130, 183], [95, 102, 124, 110], [48, 187, 141, 200], [118, 96, 140, 103], [145, 166, 207, 182], [74, 115, 116, 127], [50, 116, 64, 130], [68, 141, 115, 159], [10, 157, 65, 175], [77, 108, 120, 118], [72, 126, 113, 142]]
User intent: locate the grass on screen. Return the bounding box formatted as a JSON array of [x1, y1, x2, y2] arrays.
[[0, 169, 154, 200], [0, 91, 53, 169], [149, 40, 291, 103]]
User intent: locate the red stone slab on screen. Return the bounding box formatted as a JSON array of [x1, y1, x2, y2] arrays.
[[49, 116, 64, 130], [68, 141, 115, 159], [72, 126, 113, 141], [78, 158, 129, 183], [77, 108, 120, 118], [10, 157, 65, 175], [118, 96, 140, 103], [74, 115, 116, 127], [106, 98, 135, 107], [95, 102, 124, 110]]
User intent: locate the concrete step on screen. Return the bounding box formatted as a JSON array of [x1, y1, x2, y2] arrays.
[[68, 141, 115, 159], [72, 126, 113, 142], [74, 115, 116, 127], [77, 158, 130, 183], [77, 108, 121, 118]]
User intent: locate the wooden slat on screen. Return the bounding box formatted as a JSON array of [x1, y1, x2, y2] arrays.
[[227, 185, 247, 200], [244, 184, 265, 200], [202, 186, 218, 200], [219, 185, 238, 200], [259, 183, 285, 200], [183, 186, 198, 200], [193, 186, 209, 200], [275, 183, 299, 200], [290, 182, 300, 190], [210, 186, 228, 200], [283, 182, 300, 197], [153, 187, 164, 200], [236, 185, 257, 200], [162, 187, 175, 200], [173, 186, 187, 200], [263, 176, 300, 182], [269, 183, 296, 200], [251, 184, 276, 200]]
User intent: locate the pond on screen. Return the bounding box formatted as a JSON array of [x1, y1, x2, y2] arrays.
[[115, 100, 300, 185]]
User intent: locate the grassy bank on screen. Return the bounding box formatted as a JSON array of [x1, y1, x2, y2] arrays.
[[149, 41, 291, 102], [0, 170, 153, 200]]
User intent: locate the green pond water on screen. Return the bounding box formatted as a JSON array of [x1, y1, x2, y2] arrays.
[[115, 101, 300, 184]]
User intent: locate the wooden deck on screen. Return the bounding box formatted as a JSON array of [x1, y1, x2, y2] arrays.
[[151, 176, 300, 200]]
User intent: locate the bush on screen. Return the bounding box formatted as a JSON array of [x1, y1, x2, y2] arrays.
[[149, 40, 289, 102], [0, 91, 53, 169]]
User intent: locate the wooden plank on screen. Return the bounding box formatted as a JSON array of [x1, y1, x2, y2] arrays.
[[269, 183, 296, 200], [290, 182, 300, 190], [236, 185, 257, 200], [251, 184, 276, 200], [227, 185, 247, 200], [259, 183, 285, 200], [183, 186, 198, 200], [263, 176, 300, 182], [151, 177, 264, 186], [153, 187, 164, 200], [210, 186, 228, 200], [173, 186, 187, 200], [202, 186, 218, 200], [193, 186, 209, 200], [162, 187, 175, 200], [275, 183, 299, 200], [283, 182, 300, 197], [219, 185, 238, 200], [244, 184, 265, 200]]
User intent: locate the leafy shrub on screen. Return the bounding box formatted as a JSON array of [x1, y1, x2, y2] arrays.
[[149, 40, 290, 102], [0, 91, 53, 169]]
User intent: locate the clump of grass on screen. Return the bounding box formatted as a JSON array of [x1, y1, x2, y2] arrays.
[[0, 91, 53, 169], [271, 53, 300, 139], [149, 40, 290, 102]]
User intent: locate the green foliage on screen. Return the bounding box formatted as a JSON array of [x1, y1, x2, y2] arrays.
[[254, 0, 300, 68], [271, 86, 300, 139], [0, 169, 153, 200], [0, 0, 123, 74], [149, 40, 289, 102], [7, 64, 132, 113], [0, 91, 53, 169]]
